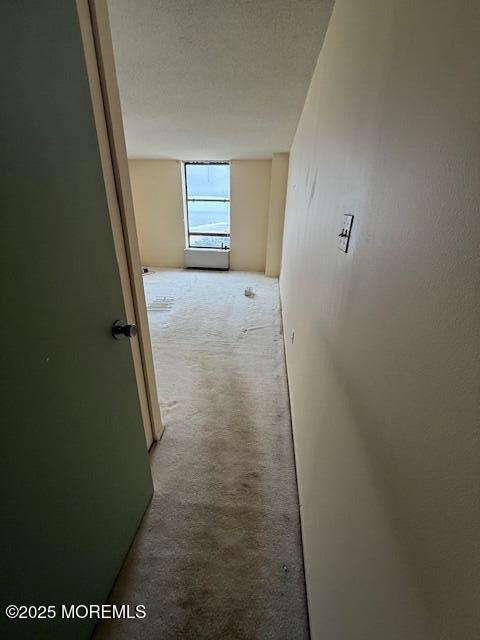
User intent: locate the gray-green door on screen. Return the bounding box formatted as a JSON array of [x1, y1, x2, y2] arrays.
[[0, 2, 153, 639]]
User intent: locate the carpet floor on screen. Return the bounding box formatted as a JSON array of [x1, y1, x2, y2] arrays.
[[93, 269, 309, 640]]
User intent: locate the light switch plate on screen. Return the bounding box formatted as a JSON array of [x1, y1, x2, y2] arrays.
[[338, 214, 354, 253]]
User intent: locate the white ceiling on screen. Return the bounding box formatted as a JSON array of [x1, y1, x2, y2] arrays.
[[108, 0, 334, 160]]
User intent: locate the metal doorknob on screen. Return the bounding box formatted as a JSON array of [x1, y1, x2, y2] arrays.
[[112, 320, 138, 340]]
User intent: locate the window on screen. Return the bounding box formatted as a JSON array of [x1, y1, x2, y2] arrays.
[[184, 162, 230, 249]]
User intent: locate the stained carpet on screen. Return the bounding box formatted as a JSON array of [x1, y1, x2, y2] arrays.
[[93, 269, 309, 639]]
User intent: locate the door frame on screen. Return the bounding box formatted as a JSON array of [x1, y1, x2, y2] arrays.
[[77, 0, 163, 447]]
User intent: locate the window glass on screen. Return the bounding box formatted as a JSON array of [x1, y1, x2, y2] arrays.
[[185, 163, 229, 198], [189, 235, 230, 249], [185, 163, 230, 249]]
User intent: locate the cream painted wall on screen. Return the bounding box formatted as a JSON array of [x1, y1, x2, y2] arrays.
[[230, 160, 272, 272], [128, 160, 185, 267], [129, 159, 275, 273], [280, 1, 480, 639], [265, 153, 289, 277]]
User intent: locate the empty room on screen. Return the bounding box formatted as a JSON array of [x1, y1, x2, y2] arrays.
[[2, 1, 479, 640], [91, 2, 329, 637]]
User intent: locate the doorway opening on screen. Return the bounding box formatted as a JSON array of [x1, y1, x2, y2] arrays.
[[88, 1, 310, 637]]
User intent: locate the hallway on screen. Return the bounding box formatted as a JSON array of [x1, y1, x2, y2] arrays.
[[94, 270, 308, 639]]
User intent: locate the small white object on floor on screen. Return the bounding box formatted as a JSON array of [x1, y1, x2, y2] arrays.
[[244, 287, 254, 297]]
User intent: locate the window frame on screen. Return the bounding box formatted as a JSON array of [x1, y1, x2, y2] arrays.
[[184, 161, 230, 250]]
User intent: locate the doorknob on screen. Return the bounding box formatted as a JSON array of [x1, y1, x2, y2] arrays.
[[112, 320, 138, 340]]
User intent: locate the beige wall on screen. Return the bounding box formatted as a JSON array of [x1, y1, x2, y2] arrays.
[[280, 1, 480, 639], [265, 153, 289, 277], [128, 159, 185, 267], [229, 160, 272, 272], [129, 159, 277, 273]]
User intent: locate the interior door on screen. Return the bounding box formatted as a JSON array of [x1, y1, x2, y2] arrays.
[[0, 2, 153, 639]]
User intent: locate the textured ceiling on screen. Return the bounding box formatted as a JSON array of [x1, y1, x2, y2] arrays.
[[107, 0, 334, 160]]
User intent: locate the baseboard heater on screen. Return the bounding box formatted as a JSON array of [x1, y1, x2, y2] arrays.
[[184, 248, 230, 270]]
